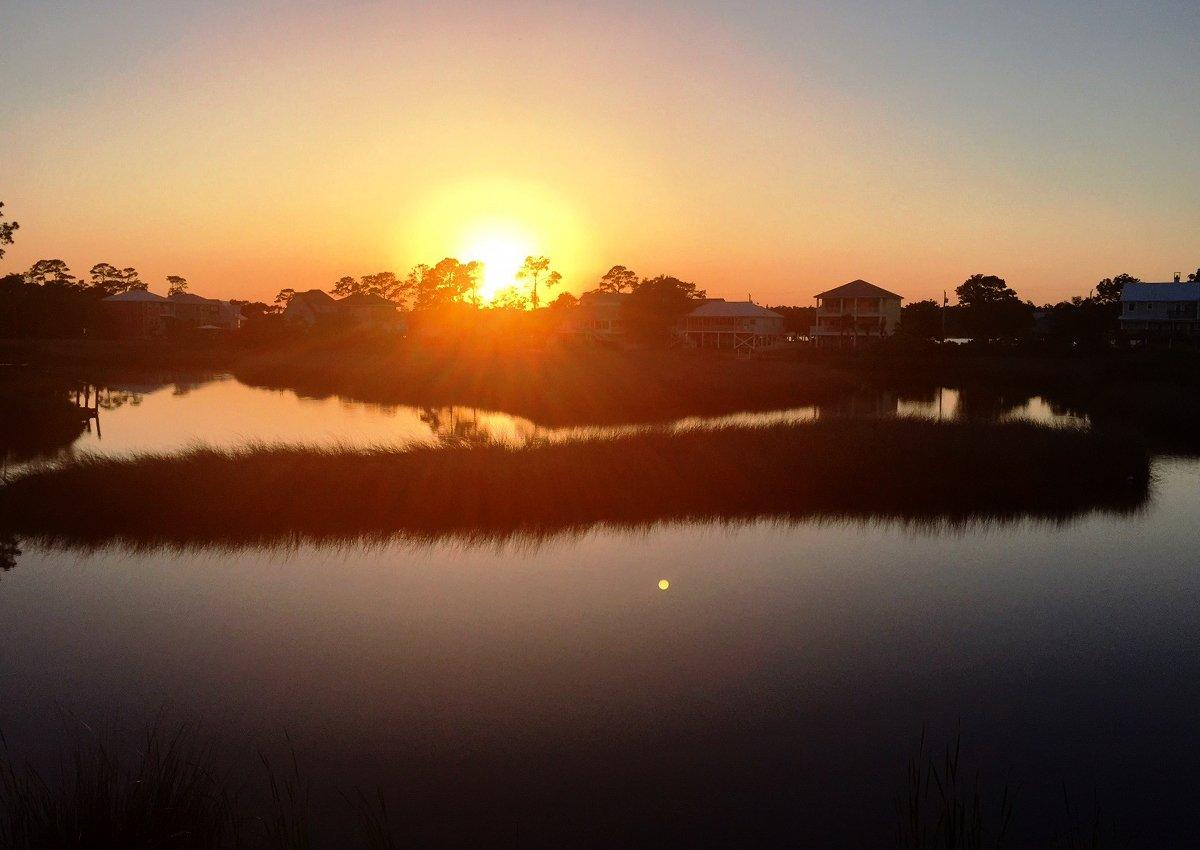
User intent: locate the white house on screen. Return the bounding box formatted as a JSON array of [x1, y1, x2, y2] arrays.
[[678, 299, 785, 352], [810, 280, 902, 346], [1119, 279, 1200, 340]]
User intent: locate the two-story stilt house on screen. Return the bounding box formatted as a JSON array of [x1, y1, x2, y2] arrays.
[[810, 280, 903, 346]]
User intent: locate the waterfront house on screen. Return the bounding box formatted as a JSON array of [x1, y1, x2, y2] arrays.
[[559, 291, 628, 344], [282, 289, 340, 326], [283, 289, 404, 331], [101, 289, 174, 337], [810, 280, 902, 346], [678, 299, 786, 352], [167, 291, 243, 331], [1119, 277, 1200, 341]]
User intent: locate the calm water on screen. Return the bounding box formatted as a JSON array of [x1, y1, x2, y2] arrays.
[[14, 373, 1085, 464], [1, 374, 1196, 847]]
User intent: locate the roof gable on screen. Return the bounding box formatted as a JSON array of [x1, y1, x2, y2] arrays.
[[687, 300, 783, 319], [292, 289, 337, 306], [102, 289, 169, 302], [337, 292, 396, 308], [286, 290, 339, 313], [1121, 282, 1200, 302], [814, 279, 903, 300]]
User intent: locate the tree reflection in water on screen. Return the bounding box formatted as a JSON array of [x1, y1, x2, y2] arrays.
[[0, 534, 19, 575]]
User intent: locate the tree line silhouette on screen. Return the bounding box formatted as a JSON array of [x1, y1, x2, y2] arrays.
[[895, 271, 1167, 343], [0, 199, 1193, 344]]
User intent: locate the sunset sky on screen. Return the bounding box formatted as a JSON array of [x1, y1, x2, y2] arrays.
[[2, 1, 1197, 306]]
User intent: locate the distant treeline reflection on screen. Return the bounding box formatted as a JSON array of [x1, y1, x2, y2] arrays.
[[0, 419, 1149, 550]]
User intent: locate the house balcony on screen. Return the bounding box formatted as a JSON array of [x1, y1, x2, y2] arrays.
[[816, 307, 885, 318]]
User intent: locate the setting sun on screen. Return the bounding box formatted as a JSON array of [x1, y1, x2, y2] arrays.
[[458, 224, 537, 303], [396, 177, 592, 305]]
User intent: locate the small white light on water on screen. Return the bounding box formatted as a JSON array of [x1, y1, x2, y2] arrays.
[[658, 579, 670, 591]]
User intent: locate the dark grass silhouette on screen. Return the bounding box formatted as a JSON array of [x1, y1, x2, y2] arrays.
[[899, 731, 1014, 850], [896, 731, 1130, 850], [0, 719, 1130, 850], [0, 723, 399, 850], [0, 720, 234, 850], [0, 418, 1149, 548]]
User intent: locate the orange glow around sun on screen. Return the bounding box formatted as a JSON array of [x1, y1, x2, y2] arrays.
[[395, 177, 591, 305], [458, 223, 537, 302]]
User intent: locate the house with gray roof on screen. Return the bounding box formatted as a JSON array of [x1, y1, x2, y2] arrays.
[[282, 289, 404, 331], [101, 289, 174, 337], [1119, 276, 1200, 341], [678, 299, 786, 353]]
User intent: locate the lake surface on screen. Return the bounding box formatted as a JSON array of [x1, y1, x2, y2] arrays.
[[9, 373, 1085, 465], [1, 373, 1195, 847]]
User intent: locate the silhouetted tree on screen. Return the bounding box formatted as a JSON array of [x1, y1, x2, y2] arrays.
[[0, 202, 17, 260], [1, 268, 96, 338], [88, 263, 127, 296], [1095, 273, 1139, 306], [333, 271, 415, 307], [413, 259, 480, 310], [120, 267, 146, 292], [623, 275, 706, 344], [516, 256, 561, 308], [1040, 296, 1115, 346], [364, 272, 409, 303], [489, 286, 529, 311], [898, 299, 943, 338], [26, 259, 77, 288], [230, 300, 277, 319], [549, 291, 578, 310], [766, 305, 816, 335], [274, 288, 296, 308], [331, 276, 358, 297], [955, 274, 1031, 339], [597, 265, 638, 294], [956, 274, 1012, 308], [1187, 268, 1199, 282], [166, 275, 189, 297]]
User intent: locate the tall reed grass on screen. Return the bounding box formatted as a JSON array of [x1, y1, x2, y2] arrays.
[[0, 719, 1130, 849], [0, 418, 1149, 548], [0, 722, 402, 850]]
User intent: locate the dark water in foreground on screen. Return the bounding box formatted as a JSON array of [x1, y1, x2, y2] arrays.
[[2, 375, 1198, 847]]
